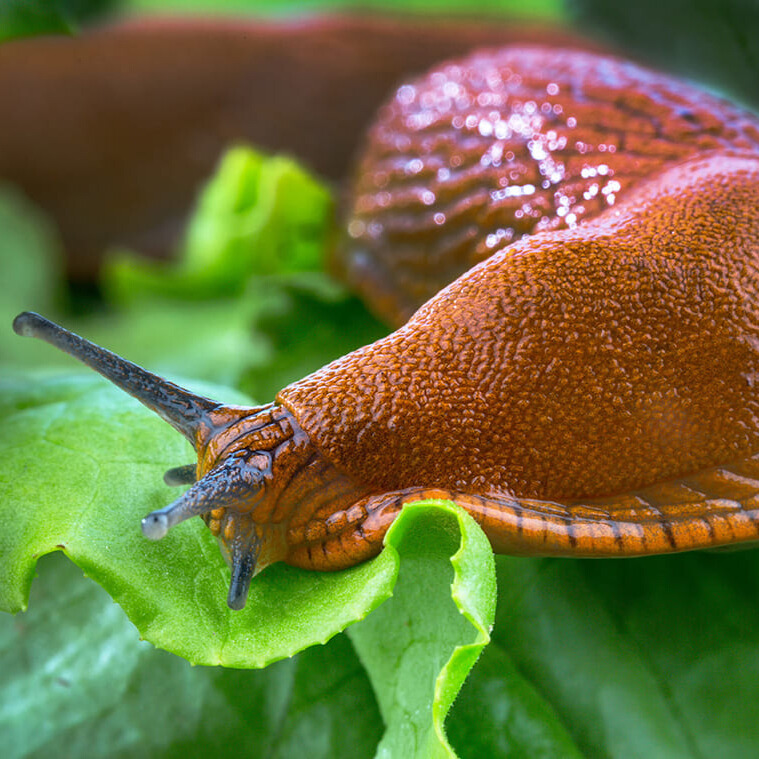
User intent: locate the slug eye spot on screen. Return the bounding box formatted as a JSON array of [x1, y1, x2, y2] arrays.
[[142, 511, 171, 541]]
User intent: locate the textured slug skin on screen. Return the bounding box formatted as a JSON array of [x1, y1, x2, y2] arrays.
[[280, 154, 759, 531], [15, 45, 759, 598], [333, 46, 759, 326]]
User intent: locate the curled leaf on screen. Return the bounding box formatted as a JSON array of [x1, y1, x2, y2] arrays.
[[348, 500, 497, 759]]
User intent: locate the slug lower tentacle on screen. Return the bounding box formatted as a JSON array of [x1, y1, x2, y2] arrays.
[[163, 464, 197, 486], [14, 46, 759, 609]]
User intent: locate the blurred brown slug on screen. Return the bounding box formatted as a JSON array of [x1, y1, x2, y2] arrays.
[[14, 45, 759, 609]]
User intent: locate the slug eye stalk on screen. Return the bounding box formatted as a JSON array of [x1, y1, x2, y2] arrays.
[[12, 311, 219, 444], [141, 457, 264, 539], [13, 311, 274, 610]]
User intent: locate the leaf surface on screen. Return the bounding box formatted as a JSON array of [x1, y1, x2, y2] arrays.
[[0, 553, 383, 759], [348, 501, 497, 758], [0, 373, 395, 666]]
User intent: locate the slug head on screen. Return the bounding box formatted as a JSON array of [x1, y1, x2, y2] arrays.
[[141, 411, 289, 611], [13, 312, 291, 610], [147, 401, 303, 610]]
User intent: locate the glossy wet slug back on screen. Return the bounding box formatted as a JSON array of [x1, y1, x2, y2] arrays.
[[334, 46, 759, 326], [283, 152, 759, 557]]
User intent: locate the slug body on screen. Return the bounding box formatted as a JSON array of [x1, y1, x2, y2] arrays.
[[15, 47, 759, 609]]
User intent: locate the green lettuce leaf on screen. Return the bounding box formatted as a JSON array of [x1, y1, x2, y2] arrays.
[[0, 373, 396, 666], [447, 642, 584, 758], [1, 373, 498, 758], [104, 146, 333, 302], [348, 501, 496, 758], [481, 553, 759, 759], [0, 552, 383, 759]]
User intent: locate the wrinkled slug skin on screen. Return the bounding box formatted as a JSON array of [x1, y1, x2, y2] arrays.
[[280, 154, 759, 505], [334, 47, 759, 325]]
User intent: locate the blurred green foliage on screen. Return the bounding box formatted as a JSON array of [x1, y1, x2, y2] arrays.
[[1, 554, 384, 759], [0, 145, 494, 759], [569, 0, 759, 110], [105, 147, 333, 302], [3, 3, 759, 758], [124, 0, 564, 20], [0, 0, 118, 42]]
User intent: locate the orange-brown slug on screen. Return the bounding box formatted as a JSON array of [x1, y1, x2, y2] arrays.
[[14, 46, 759, 610]]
